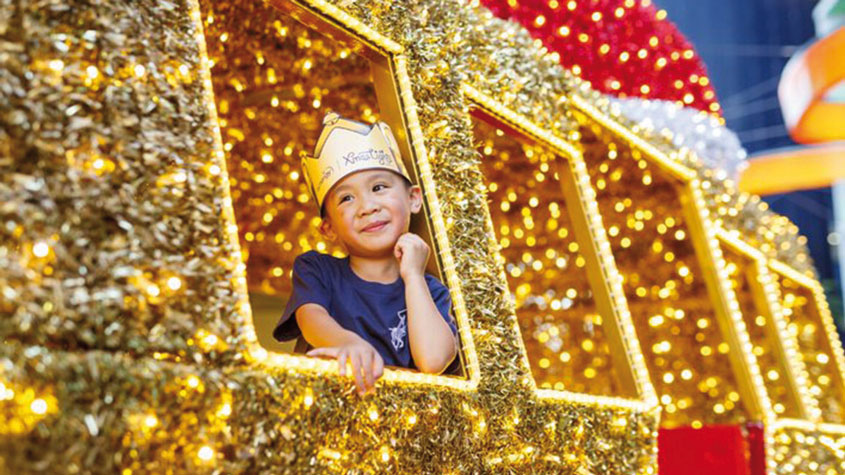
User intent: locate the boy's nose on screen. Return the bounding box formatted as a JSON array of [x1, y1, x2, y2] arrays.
[[357, 198, 380, 216]]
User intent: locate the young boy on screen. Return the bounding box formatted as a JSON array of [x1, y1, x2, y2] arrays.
[[273, 111, 459, 395]]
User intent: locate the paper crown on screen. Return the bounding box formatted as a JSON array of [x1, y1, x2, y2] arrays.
[[302, 112, 411, 213]]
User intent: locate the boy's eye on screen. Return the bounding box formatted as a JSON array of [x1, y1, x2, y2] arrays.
[[339, 195, 352, 204], [373, 183, 388, 192]]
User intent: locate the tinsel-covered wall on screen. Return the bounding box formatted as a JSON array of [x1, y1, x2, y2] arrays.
[[1, 0, 843, 473], [575, 116, 757, 428], [470, 115, 636, 398], [606, 96, 817, 277], [0, 0, 244, 359], [568, 97, 845, 473], [1, 0, 660, 472]]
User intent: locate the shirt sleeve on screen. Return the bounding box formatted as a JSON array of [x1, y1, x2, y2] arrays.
[[427, 275, 457, 336], [273, 252, 332, 342]]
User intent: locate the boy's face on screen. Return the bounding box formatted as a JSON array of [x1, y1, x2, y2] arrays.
[[320, 169, 422, 258]]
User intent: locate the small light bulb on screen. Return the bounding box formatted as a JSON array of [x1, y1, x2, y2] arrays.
[[198, 446, 214, 461], [30, 398, 48, 414], [167, 276, 182, 291], [33, 242, 50, 258]]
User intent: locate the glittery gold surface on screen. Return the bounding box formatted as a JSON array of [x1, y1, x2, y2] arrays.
[[0, 0, 245, 360], [571, 87, 816, 276], [772, 421, 845, 474], [0, 0, 660, 472], [574, 118, 751, 428], [773, 271, 845, 424], [1, 0, 842, 472], [471, 116, 634, 398], [722, 247, 804, 419]]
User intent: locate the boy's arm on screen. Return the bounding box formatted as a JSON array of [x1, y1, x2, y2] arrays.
[[395, 234, 458, 374], [296, 304, 384, 394], [296, 303, 362, 348], [404, 276, 458, 374]]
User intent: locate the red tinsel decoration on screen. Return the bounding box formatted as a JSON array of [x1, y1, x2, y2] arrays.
[[480, 0, 720, 114]]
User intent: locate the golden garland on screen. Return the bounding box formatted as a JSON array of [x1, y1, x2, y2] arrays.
[[0, 0, 839, 472]]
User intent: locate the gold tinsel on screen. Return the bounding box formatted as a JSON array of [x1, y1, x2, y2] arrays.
[[575, 119, 750, 428], [774, 272, 845, 423], [1, 0, 658, 473], [571, 86, 815, 276], [471, 117, 634, 398], [1, 0, 841, 473], [721, 246, 804, 419]]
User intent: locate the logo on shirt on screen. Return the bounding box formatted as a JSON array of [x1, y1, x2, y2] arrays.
[[389, 309, 407, 351]]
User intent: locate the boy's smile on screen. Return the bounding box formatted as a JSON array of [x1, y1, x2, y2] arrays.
[[320, 169, 422, 258], [360, 220, 389, 233]]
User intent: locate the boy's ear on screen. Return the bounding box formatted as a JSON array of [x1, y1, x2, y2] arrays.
[[409, 184, 423, 214], [318, 217, 337, 241]]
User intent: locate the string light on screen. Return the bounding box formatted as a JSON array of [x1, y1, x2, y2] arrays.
[[197, 445, 214, 461], [3, 0, 834, 472], [474, 114, 637, 398], [463, 85, 657, 412], [770, 260, 845, 424], [166, 276, 182, 291], [144, 415, 158, 428], [569, 95, 774, 435], [32, 242, 50, 258], [717, 230, 821, 422]]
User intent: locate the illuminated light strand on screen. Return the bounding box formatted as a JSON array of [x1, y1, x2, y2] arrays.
[[570, 93, 696, 181], [460, 84, 572, 396], [460, 84, 658, 412], [770, 259, 845, 423], [291, 0, 403, 54], [570, 93, 784, 469], [715, 230, 830, 473], [389, 53, 482, 388], [688, 182, 776, 471], [772, 418, 845, 449], [716, 229, 822, 422], [462, 85, 581, 159], [569, 155, 658, 408]]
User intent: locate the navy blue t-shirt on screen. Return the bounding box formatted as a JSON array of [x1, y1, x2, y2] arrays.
[[274, 250, 458, 369]]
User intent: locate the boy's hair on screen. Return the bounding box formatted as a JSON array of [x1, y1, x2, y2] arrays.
[[302, 112, 413, 216]]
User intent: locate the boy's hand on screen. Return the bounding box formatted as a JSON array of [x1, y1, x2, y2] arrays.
[[307, 339, 385, 395], [394, 233, 429, 280]]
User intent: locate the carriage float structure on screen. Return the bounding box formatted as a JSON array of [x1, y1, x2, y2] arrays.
[[1, 0, 844, 474]]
